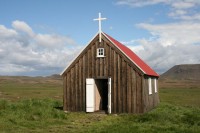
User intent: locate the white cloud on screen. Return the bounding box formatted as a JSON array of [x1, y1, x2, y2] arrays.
[[0, 25, 17, 39], [125, 22, 200, 73], [12, 20, 35, 37], [0, 21, 81, 76], [116, 0, 200, 8], [171, 1, 196, 9], [137, 22, 200, 46], [116, 0, 167, 7], [116, 0, 200, 73], [128, 45, 144, 53], [116, 0, 200, 21], [35, 34, 76, 48]]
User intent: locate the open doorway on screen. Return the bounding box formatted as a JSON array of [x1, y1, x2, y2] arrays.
[[86, 78, 111, 113], [95, 79, 108, 112]]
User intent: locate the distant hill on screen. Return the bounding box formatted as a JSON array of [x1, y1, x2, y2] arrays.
[[160, 64, 200, 80], [47, 74, 62, 80]]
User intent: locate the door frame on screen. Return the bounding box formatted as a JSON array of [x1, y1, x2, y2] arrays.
[[86, 77, 111, 114]]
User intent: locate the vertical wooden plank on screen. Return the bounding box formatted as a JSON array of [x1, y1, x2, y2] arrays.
[[126, 64, 129, 113], [121, 59, 124, 113], [107, 42, 109, 77], [85, 51, 88, 78], [94, 43, 97, 77], [67, 72, 71, 111], [82, 55, 86, 111], [130, 69, 133, 113], [142, 78, 145, 112], [143, 77, 148, 112], [115, 53, 118, 113], [111, 49, 114, 112], [152, 77, 155, 107], [109, 47, 112, 76], [140, 76, 144, 113], [132, 69, 137, 113], [76, 63, 79, 111], [120, 57, 124, 113], [96, 58, 100, 77], [103, 54, 106, 77], [81, 57, 84, 111], [127, 65, 132, 113], [136, 73, 139, 113], [117, 55, 122, 113], [102, 41, 104, 76], [146, 78, 150, 112], [130, 68, 133, 113], [88, 49, 92, 77], [146, 78, 150, 111], [100, 57, 103, 77], [93, 42, 97, 77], [124, 61, 127, 113], [65, 73, 68, 111], [70, 68, 74, 111], [91, 44, 94, 77], [69, 69, 72, 111], [136, 73, 142, 113], [96, 41, 100, 77], [78, 59, 82, 111], [135, 72, 139, 113], [77, 63, 80, 111], [74, 65, 76, 111], [113, 51, 117, 113], [122, 60, 127, 113], [104, 41, 108, 76], [143, 77, 148, 113]]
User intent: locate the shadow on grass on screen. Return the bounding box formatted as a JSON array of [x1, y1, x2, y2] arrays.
[[54, 106, 63, 110]]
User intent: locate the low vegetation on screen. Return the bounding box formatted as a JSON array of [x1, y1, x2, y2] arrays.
[[160, 87, 200, 107], [0, 76, 200, 133], [0, 76, 62, 101], [0, 99, 199, 133]]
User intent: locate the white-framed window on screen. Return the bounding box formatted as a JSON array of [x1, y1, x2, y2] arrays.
[[97, 48, 105, 57], [148, 78, 152, 95], [154, 78, 157, 93]]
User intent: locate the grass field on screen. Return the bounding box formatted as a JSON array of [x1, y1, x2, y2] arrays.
[[0, 76, 200, 133], [0, 76, 63, 101]]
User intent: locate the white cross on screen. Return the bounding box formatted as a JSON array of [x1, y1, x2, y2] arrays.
[[94, 13, 107, 42]]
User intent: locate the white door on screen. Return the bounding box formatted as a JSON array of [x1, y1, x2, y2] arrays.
[[108, 78, 111, 114], [86, 78, 95, 112]]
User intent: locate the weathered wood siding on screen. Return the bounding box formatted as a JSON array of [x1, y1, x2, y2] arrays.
[[63, 34, 158, 113], [142, 76, 159, 113]]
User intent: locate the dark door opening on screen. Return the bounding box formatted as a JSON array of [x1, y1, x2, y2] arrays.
[[95, 79, 108, 111]]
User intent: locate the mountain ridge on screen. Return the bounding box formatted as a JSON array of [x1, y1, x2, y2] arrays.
[[160, 64, 200, 80]]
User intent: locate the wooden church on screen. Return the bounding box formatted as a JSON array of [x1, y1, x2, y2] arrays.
[[61, 13, 159, 114]]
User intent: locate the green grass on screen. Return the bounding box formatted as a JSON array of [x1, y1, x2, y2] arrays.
[[159, 87, 200, 107], [0, 99, 199, 133], [0, 76, 62, 101], [0, 76, 200, 132]]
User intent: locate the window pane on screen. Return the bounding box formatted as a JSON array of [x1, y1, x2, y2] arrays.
[[148, 78, 152, 95], [154, 79, 157, 93], [97, 48, 104, 57]]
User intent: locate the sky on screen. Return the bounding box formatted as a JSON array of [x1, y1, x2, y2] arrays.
[[0, 0, 200, 76]]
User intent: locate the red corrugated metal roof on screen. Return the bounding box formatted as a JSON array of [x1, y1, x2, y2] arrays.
[[104, 33, 159, 77]]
